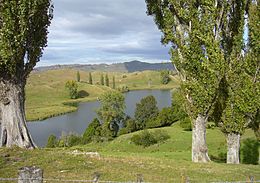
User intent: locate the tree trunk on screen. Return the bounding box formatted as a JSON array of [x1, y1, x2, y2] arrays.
[[192, 114, 210, 163], [0, 81, 35, 148], [226, 132, 240, 164]]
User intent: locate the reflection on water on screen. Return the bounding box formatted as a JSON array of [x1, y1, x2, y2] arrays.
[[26, 89, 172, 147]]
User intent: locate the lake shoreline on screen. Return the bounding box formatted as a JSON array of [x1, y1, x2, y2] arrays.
[[27, 87, 176, 122]]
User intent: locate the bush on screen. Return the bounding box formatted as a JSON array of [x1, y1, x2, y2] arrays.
[[82, 118, 102, 144], [160, 70, 170, 84], [67, 134, 82, 147], [117, 85, 129, 93], [241, 138, 259, 165], [180, 117, 192, 131], [131, 130, 170, 147], [118, 128, 128, 136], [206, 122, 216, 129], [131, 130, 157, 147], [46, 134, 57, 148], [125, 118, 137, 133], [153, 130, 170, 142], [65, 80, 78, 99], [147, 107, 178, 128]]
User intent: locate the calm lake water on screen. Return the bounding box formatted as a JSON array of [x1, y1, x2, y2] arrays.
[[27, 89, 172, 147]]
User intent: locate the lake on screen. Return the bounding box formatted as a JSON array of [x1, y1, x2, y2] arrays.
[[27, 89, 172, 147]]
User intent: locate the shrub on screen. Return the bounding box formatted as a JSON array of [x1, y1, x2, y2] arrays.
[[65, 80, 78, 99], [153, 130, 170, 142], [67, 134, 82, 147], [131, 130, 170, 147], [240, 138, 259, 165], [206, 122, 216, 129], [82, 118, 102, 144], [131, 130, 157, 147], [118, 128, 128, 136], [147, 107, 178, 128], [46, 134, 57, 148], [160, 70, 170, 84], [125, 118, 137, 133], [122, 74, 127, 78], [180, 117, 192, 131], [117, 85, 129, 93]]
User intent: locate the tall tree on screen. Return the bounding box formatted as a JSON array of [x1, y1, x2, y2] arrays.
[[105, 74, 109, 87], [0, 0, 53, 148], [112, 76, 116, 89], [135, 95, 159, 130], [220, 0, 259, 164], [100, 73, 104, 85], [89, 72, 93, 85], [76, 71, 80, 82], [145, 0, 226, 162], [97, 91, 125, 138]]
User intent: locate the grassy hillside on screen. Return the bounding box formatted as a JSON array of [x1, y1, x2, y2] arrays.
[[25, 69, 180, 121], [0, 123, 258, 182]]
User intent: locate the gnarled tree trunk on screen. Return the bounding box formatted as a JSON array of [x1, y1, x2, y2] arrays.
[[226, 132, 240, 164], [192, 114, 210, 163], [0, 81, 35, 148]]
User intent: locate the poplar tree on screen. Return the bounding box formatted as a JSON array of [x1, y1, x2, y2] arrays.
[[112, 76, 116, 89], [100, 74, 104, 85], [0, 0, 53, 148], [76, 71, 80, 82], [219, 0, 259, 164], [89, 72, 93, 85], [105, 74, 109, 87]]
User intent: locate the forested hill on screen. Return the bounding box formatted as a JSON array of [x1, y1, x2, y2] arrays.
[[35, 60, 175, 73]]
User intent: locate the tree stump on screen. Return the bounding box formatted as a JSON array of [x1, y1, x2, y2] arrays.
[[18, 166, 43, 183]]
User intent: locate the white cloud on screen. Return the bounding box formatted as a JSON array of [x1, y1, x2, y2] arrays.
[[39, 0, 170, 66]]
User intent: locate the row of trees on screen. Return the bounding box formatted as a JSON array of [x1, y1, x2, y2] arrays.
[[76, 71, 116, 89], [146, 0, 259, 164]]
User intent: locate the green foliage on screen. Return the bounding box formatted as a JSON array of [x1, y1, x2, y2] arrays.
[[117, 85, 129, 93], [82, 118, 102, 144], [160, 70, 170, 84], [206, 122, 216, 129], [118, 128, 128, 136], [125, 118, 137, 133], [135, 95, 159, 130], [65, 80, 78, 99], [131, 130, 170, 147], [112, 76, 116, 89], [240, 138, 259, 165], [100, 74, 104, 85], [76, 71, 80, 82], [67, 134, 82, 147], [157, 107, 178, 127], [180, 118, 192, 131], [97, 91, 126, 138], [105, 74, 109, 87], [46, 134, 57, 148], [89, 72, 93, 85], [0, 0, 53, 78]]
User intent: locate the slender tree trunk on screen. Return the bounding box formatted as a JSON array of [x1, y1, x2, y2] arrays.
[[226, 132, 240, 164], [0, 81, 35, 148], [192, 114, 210, 163]]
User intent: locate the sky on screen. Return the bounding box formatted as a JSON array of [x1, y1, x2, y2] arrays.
[[39, 0, 171, 67]]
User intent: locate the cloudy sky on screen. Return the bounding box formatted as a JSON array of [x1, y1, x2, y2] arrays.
[[39, 0, 171, 66]]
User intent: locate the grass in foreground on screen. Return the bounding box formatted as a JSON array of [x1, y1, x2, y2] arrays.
[[0, 123, 259, 182], [25, 69, 179, 121]]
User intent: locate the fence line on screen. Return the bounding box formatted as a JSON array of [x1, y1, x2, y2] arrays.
[[0, 166, 259, 183]]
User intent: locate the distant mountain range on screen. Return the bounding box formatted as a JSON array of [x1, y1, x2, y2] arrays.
[[35, 60, 175, 73]]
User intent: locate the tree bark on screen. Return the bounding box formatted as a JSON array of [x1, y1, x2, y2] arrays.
[[192, 114, 210, 163], [226, 132, 240, 164], [0, 81, 35, 148]]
